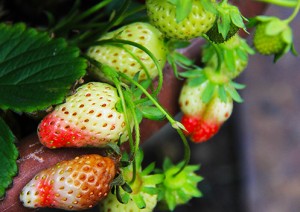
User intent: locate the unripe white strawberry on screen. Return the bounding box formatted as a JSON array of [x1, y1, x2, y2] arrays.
[[87, 22, 167, 82]]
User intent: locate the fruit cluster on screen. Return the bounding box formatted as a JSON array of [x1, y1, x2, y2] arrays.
[[17, 0, 299, 211]]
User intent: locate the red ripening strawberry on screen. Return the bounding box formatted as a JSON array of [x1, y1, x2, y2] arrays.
[[38, 82, 132, 149], [179, 80, 233, 143], [20, 154, 117, 211]]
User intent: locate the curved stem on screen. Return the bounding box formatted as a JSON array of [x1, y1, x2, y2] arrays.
[[284, 0, 300, 24], [118, 72, 191, 176], [114, 81, 135, 155], [88, 39, 164, 97]]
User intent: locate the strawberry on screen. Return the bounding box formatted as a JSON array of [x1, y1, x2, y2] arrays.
[[179, 79, 233, 143], [87, 22, 167, 82], [20, 154, 117, 211], [252, 16, 296, 61], [203, 34, 254, 79], [99, 150, 164, 212], [157, 158, 203, 211], [38, 82, 132, 149], [146, 0, 216, 40]]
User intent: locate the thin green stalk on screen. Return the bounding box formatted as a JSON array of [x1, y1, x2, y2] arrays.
[[118, 72, 191, 176], [114, 80, 135, 155], [123, 89, 141, 184], [87, 39, 164, 97], [284, 0, 300, 24]]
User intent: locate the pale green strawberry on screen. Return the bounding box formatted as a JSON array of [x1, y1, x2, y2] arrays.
[[252, 16, 297, 61], [87, 22, 167, 82], [146, 0, 216, 40]]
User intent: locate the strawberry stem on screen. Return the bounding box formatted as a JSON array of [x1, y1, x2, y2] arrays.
[[285, 0, 300, 24], [118, 72, 191, 176]]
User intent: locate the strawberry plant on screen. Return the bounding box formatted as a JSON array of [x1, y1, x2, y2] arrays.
[[0, 0, 299, 211]]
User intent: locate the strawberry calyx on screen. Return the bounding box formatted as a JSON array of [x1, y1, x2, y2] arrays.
[[104, 149, 164, 210], [205, 1, 247, 43], [203, 34, 254, 79], [157, 158, 203, 211]]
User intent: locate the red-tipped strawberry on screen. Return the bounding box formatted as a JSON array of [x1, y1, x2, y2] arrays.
[[179, 79, 233, 143], [38, 82, 132, 149], [20, 154, 117, 211], [87, 22, 167, 82]]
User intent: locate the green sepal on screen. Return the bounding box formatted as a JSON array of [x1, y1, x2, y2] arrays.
[[218, 85, 227, 102], [230, 81, 246, 90], [225, 84, 243, 103], [132, 193, 146, 209], [217, 12, 231, 39], [201, 81, 216, 103], [224, 49, 235, 71], [265, 19, 287, 36], [142, 162, 156, 176], [168, 0, 193, 23], [179, 68, 204, 78], [200, 0, 218, 15]]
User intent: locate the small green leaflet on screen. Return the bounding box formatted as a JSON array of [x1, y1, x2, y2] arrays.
[[201, 81, 215, 103], [0, 117, 18, 198], [0, 23, 86, 113], [168, 0, 193, 23]]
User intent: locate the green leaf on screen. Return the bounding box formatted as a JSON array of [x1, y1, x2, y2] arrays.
[[0, 117, 18, 198], [139, 106, 166, 120], [201, 82, 215, 103], [0, 23, 86, 112]]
